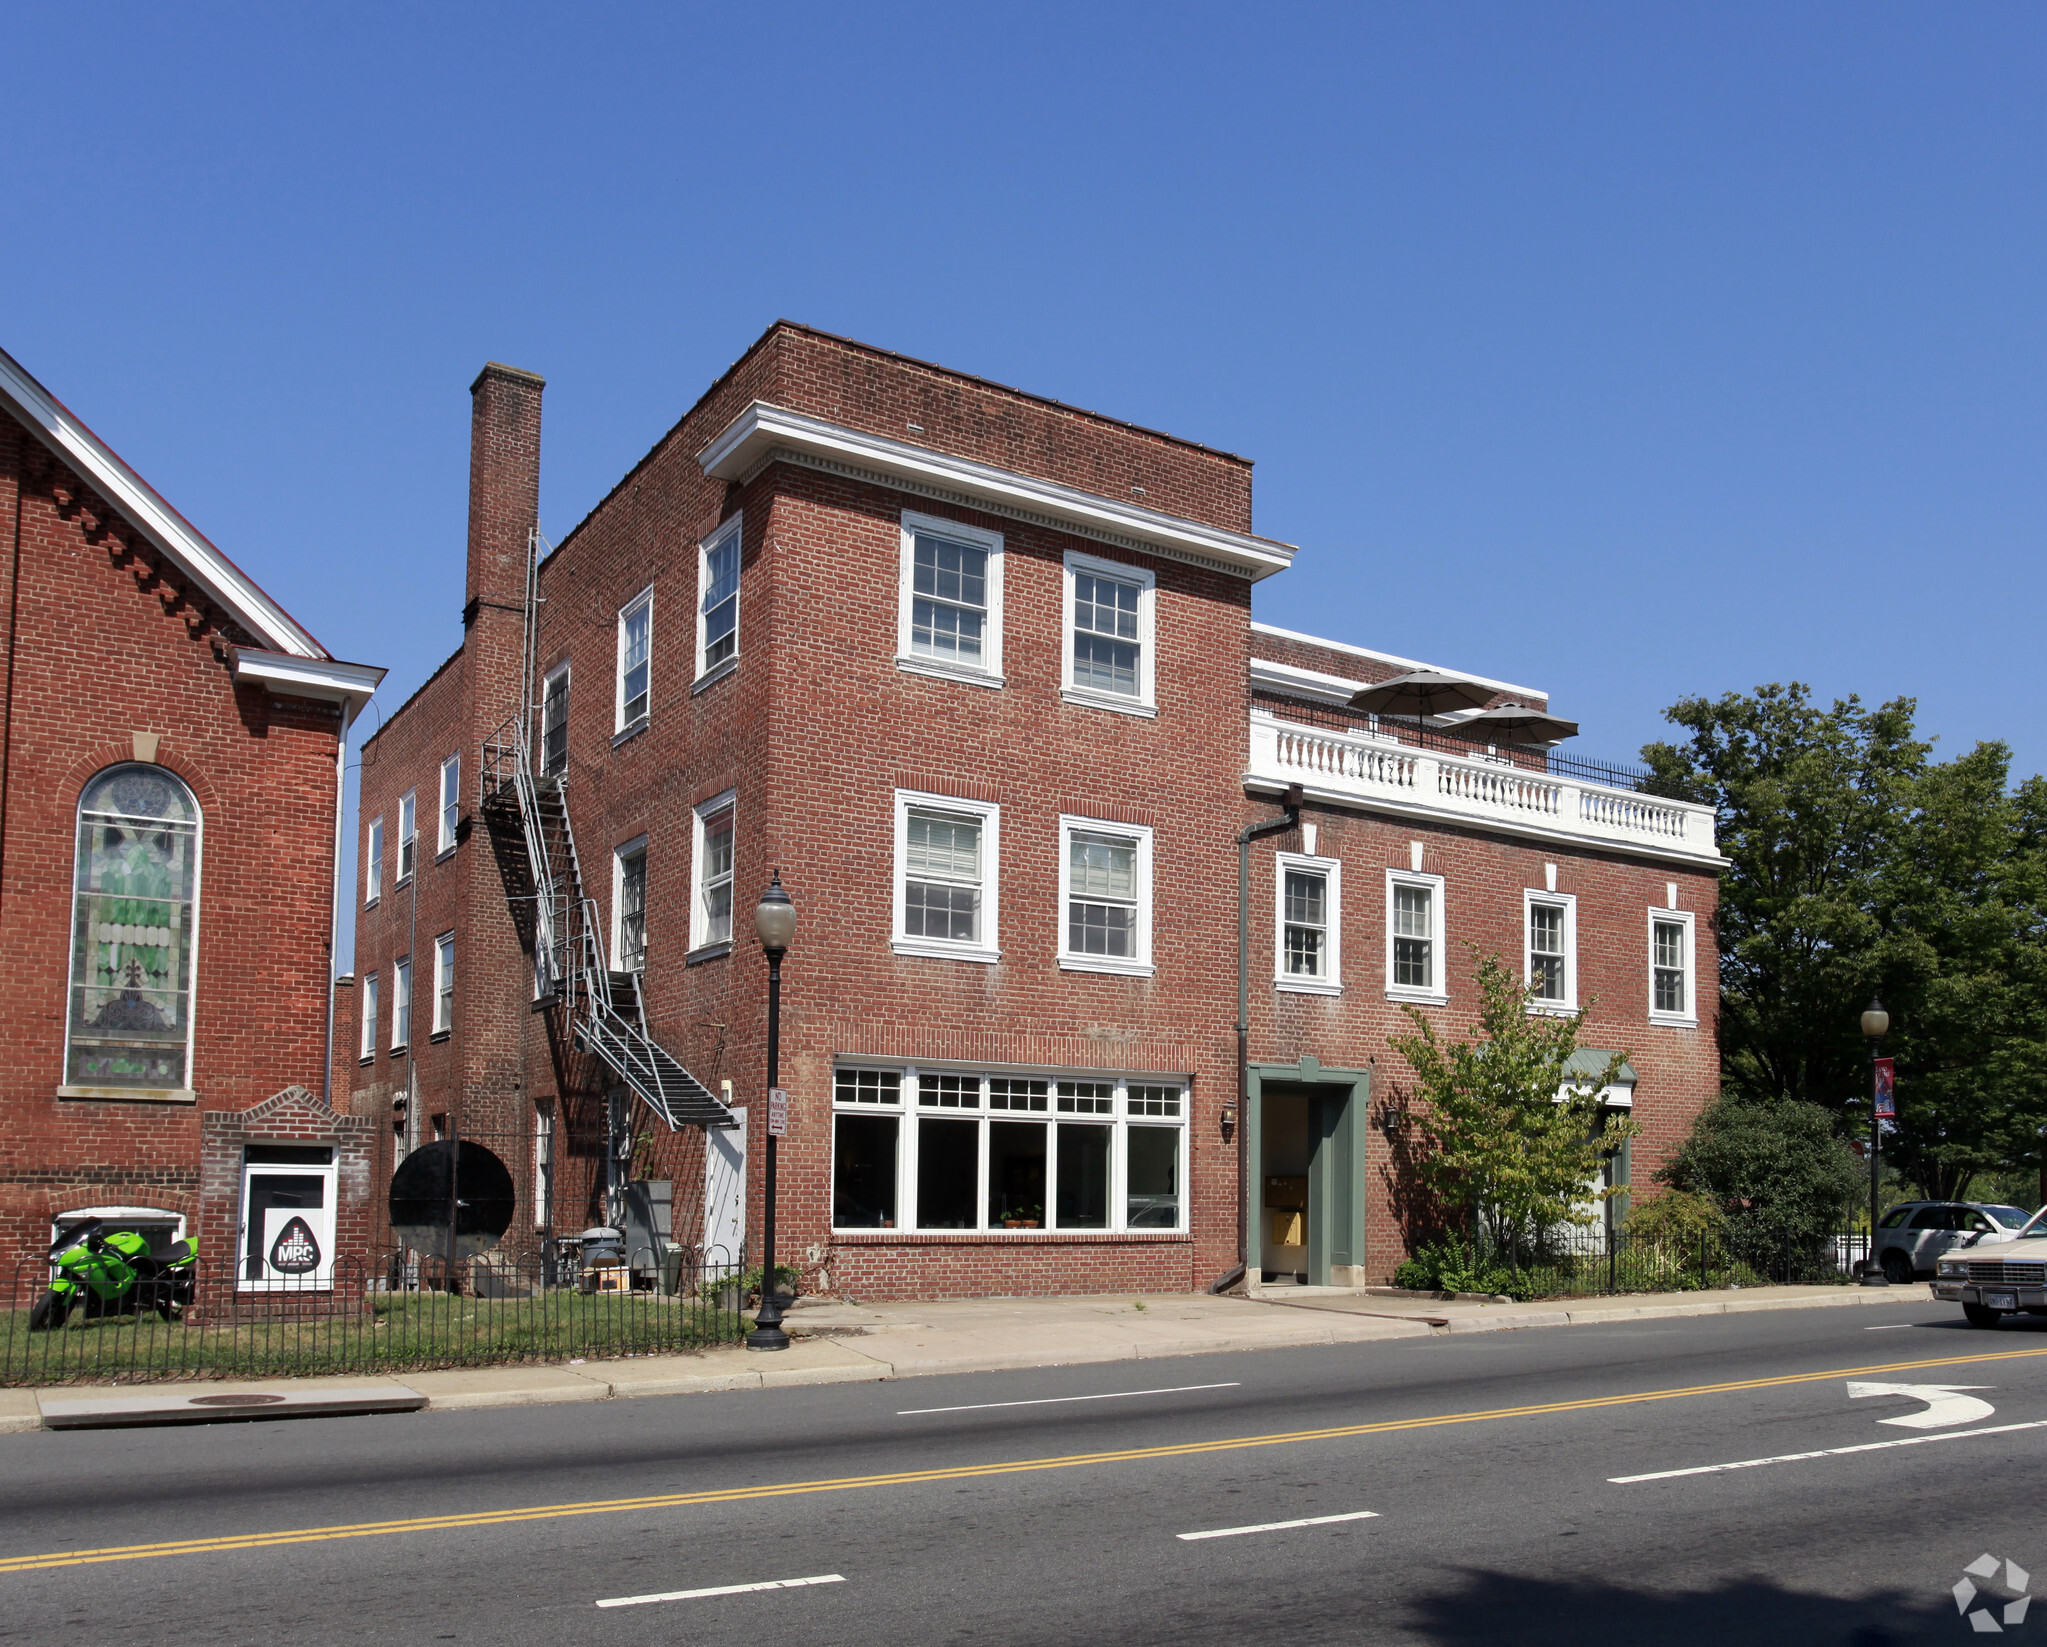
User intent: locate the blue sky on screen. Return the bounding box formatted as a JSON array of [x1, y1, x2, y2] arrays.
[[5, 4, 2041, 965]]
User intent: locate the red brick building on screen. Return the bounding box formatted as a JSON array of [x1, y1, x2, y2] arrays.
[[348, 322, 1722, 1300], [0, 347, 383, 1284]]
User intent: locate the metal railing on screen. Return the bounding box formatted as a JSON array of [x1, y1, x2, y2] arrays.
[[1397, 1226, 1873, 1300], [1, 1244, 746, 1387]]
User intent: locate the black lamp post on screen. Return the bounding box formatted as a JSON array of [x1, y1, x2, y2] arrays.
[[1860, 996, 1890, 1287], [746, 871, 796, 1351]]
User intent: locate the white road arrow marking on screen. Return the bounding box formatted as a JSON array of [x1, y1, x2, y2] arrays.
[[1846, 1381, 1995, 1429]]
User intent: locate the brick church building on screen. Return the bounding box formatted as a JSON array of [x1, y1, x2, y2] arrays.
[[0, 346, 383, 1283], [347, 322, 1723, 1299]]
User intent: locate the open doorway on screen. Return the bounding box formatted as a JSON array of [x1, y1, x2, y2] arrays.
[[1248, 1058, 1369, 1288]]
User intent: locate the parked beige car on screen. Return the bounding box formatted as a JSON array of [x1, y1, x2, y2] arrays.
[[1933, 1210, 2047, 1327]]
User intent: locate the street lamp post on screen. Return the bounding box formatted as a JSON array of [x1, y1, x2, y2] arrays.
[[746, 872, 797, 1351], [1860, 996, 1890, 1287]]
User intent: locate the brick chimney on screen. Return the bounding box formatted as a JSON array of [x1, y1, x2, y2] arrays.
[[466, 362, 545, 616]]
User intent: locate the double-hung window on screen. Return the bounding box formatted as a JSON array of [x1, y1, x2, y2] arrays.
[[897, 511, 1003, 685], [359, 973, 378, 1061], [364, 818, 383, 906], [540, 665, 569, 776], [1062, 550, 1156, 715], [1524, 890, 1576, 1011], [437, 755, 460, 856], [831, 1066, 1187, 1234], [617, 589, 652, 729], [397, 792, 416, 882], [1059, 817, 1153, 977], [614, 837, 648, 971], [391, 957, 412, 1051], [893, 791, 1000, 963], [1649, 908, 1697, 1026], [1385, 868, 1446, 1003], [691, 793, 735, 953], [432, 933, 454, 1035], [698, 516, 741, 680], [1275, 852, 1342, 994]]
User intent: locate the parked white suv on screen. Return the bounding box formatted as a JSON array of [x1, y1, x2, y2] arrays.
[[1933, 1208, 2047, 1327], [1870, 1200, 2033, 1283]]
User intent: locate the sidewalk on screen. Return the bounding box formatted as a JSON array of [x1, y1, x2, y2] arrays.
[[0, 1280, 1935, 1433]]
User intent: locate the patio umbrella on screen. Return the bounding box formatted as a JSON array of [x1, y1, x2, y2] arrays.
[[1347, 669, 1498, 722], [1445, 704, 1581, 745]]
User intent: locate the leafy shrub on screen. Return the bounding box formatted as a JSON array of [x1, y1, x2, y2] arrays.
[[1658, 1096, 1861, 1275], [1625, 1189, 1725, 1248]]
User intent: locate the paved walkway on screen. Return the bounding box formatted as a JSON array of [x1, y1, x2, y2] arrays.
[[0, 1280, 1934, 1432]]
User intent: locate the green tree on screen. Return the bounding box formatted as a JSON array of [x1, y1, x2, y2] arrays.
[[1388, 951, 1633, 1261], [1658, 1096, 1862, 1276]]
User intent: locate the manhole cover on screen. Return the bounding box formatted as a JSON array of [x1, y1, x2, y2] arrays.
[[187, 1393, 287, 1406]]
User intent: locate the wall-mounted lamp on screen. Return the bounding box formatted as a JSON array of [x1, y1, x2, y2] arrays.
[[1219, 1100, 1237, 1139]]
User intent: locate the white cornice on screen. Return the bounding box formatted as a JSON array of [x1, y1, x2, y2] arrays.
[[1249, 657, 1370, 707], [1250, 622, 1545, 701], [698, 401, 1296, 582], [232, 648, 386, 721], [0, 346, 326, 658]]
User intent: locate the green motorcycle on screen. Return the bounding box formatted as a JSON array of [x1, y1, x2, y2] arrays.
[[29, 1218, 198, 1331]]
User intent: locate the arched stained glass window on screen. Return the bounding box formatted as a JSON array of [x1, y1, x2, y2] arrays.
[[66, 764, 201, 1092]]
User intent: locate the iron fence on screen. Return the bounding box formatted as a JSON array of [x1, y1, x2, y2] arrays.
[[0, 1242, 746, 1387], [1403, 1226, 1875, 1300]]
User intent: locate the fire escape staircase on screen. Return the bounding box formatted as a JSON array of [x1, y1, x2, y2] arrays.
[[481, 719, 736, 1133]]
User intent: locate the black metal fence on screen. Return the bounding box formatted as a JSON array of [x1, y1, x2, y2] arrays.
[[1399, 1226, 1874, 1300], [0, 1243, 746, 1387]]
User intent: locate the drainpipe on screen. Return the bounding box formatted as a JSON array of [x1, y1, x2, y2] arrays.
[[1209, 784, 1301, 1294]]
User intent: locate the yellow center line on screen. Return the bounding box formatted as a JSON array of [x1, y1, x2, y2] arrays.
[[8, 1341, 2047, 1576]]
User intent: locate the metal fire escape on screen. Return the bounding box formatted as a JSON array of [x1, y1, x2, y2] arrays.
[[477, 529, 736, 1136]]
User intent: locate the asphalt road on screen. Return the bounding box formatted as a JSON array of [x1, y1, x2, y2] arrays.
[[1, 1298, 2042, 1646]]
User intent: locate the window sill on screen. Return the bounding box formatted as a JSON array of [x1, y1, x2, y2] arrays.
[[1060, 686, 1157, 719], [1526, 1002, 1578, 1018], [56, 1085, 196, 1105], [429, 1029, 450, 1044], [895, 656, 1005, 690], [1276, 977, 1344, 997], [1058, 955, 1156, 979], [390, 1045, 408, 1059], [435, 846, 456, 865], [363, 897, 379, 912], [892, 937, 1002, 965], [1648, 1012, 1698, 1029], [611, 718, 649, 749], [394, 875, 413, 891], [686, 941, 733, 966], [692, 656, 739, 695], [358, 1054, 376, 1067], [831, 1228, 1190, 1243], [1385, 988, 1448, 1007]]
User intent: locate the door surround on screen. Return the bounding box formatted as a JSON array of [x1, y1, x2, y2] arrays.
[[1245, 1056, 1370, 1287]]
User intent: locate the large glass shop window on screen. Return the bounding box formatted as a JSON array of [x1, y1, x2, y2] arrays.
[[68, 764, 200, 1090]]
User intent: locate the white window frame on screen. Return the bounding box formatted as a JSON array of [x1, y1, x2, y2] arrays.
[[696, 515, 742, 684], [616, 586, 653, 730], [437, 755, 460, 855], [363, 817, 383, 906], [1648, 907, 1698, 1027], [613, 833, 649, 970], [829, 1065, 1188, 1235], [396, 791, 416, 883], [896, 510, 1005, 687], [432, 933, 454, 1035], [1274, 851, 1342, 995], [1523, 888, 1577, 1014], [359, 972, 378, 1061], [1384, 868, 1447, 1005], [1058, 816, 1154, 978], [892, 789, 1001, 964], [690, 793, 737, 954], [1061, 548, 1157, 717], [391, 956, 412, 1050]]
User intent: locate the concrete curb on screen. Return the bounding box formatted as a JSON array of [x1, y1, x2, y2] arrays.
[[1263, 1283, 1937, 1335]]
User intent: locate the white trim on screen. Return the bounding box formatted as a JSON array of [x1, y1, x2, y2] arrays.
[[237, 1153, 337, 1291], [1250, 623, 1544, 701], [437, 753, 460, 855], [897, 510, 1005, 686], [432, 931, 454, 1035], [1523, 888, 1578, 1014], [612, 833, 650, 970], [1062, 548, 1157, 715], [893, 789, 1001, 964], [0, 346, 331, 658], [1274, 851, 1342, 995], [229, 649, 384, 718], [615, 584, 654, 731], [696, 514, 743, 682], [690, 793, 737, 953], [1384, 867, 1447, 1005], [1058, 815, 1155, 978], [396, 790, 416, 882], [1648, 907, 1699, 1027], [363, 816, 383, 906], [391, 955, 411, 1050], [699, 401, 1294, 582], [359, 971, 379, 1060]]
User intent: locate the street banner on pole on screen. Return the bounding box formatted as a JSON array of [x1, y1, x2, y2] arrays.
[[1873, 1057, 1895, 1119]]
